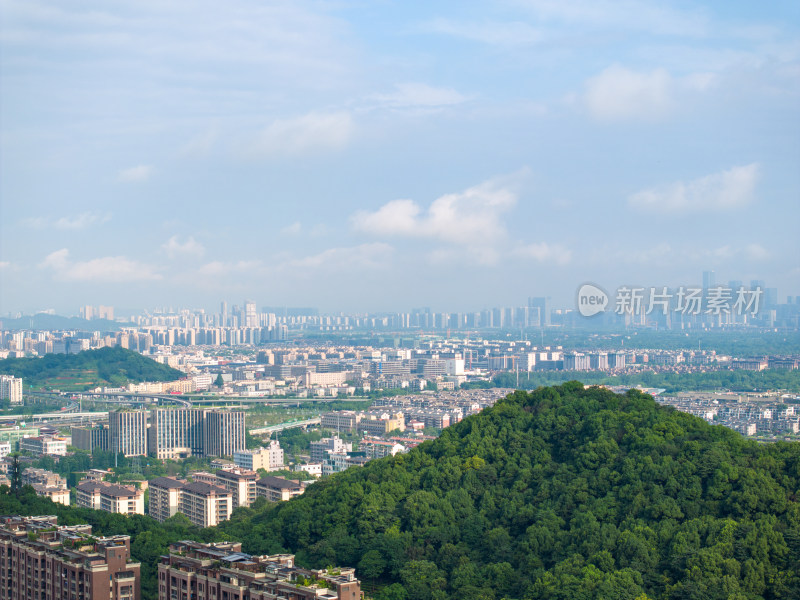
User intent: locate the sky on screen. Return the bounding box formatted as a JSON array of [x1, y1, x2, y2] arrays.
[[1, 0, 798, 315]]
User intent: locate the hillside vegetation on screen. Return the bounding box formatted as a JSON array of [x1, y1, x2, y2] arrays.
[[0, 347, 184, 390], [223, 383, 800, 599]]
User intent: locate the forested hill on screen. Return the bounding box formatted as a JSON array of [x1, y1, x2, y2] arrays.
[[0, 347, 185, 390], [225, 382, 800, 600]]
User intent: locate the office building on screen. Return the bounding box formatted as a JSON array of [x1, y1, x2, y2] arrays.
[[108, 411, 148, 457], [0, 516, 140, 600], [204, 411, 245, 457], [148, 408, 205, 459], [71, 425, 109, 452]]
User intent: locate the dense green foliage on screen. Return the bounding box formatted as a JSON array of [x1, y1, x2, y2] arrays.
[[464, 368, 800, 394], [228, 383, 800, 599], [0, 347, 184, 389]]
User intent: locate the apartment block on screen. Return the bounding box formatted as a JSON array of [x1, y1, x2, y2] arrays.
[[233, 441, 284, 471], [309, 436, 352, 463], [76, 481, 144, 515], [178, 482, 232, 528], [214, 468, 257, 509], [0, 515, 140, 600], [157, 541, 360, 600], [148, 477, 185, 523], [0, 375, 23, 405], [19, 436, 67, 457], [255, 476, 305, 502]]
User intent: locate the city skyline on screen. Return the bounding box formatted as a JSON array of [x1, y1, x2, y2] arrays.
[[1, 0, 798, 313]]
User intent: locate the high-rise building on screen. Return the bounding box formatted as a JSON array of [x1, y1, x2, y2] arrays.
[[108, 410, 148, 457], [702, 270, 715, 290], [203, 411, 245, 457], [71, 424, 109, 452], [528, 297, 551, 326], [0, 516, 140, 600], [244, 300, 257, 327], [148, 409, 206, 459], [0, 375, 22, 405]]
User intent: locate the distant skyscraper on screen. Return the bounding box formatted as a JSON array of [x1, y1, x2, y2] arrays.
[[528, 297, 551, 326], [702, 270, 715, 290], [245, 300, 257, 327], [220, 301, 228, 327]]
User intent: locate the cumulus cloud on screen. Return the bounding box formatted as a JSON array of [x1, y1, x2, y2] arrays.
[[162, 235, 205, 259], [281, 222, 302, 235], [351, 174, 523, 244], [286, 243, 393, 270], [39, 249, 161, 282], [628, 163, 760, 214], [245, 111, 353, 157], [583, 65, 674, 120], [117, 165, 154, 182]]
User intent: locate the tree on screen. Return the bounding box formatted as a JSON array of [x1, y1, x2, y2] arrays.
[[9, 454, 22, 494], [214, 374, 224, 387], [358, 549, 386, 583]]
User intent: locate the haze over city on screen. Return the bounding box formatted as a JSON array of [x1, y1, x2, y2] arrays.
[[1, 0, 798, 314]]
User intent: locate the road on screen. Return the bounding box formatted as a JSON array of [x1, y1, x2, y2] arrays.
[[249, 417, 322, 435]]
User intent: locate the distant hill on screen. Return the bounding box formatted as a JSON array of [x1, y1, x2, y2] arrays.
[[221, 382, 800, 599], [0, 347, 184, 390]]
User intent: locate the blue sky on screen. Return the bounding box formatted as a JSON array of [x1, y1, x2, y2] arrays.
[[1, 0, 798, 314]]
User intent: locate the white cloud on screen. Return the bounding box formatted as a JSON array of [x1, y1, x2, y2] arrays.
[[372, 83, 467, 109], [424, 19, 543, 46], [583, 65, 674, 121], [22, 211, 110, 230], [286, 243, 393, 270], [628, 163, 760, 214], [512, 242, 572, 265], [162, 235, 205, 259], [0, 261, 11, 270], [516, 0, 708, 37], [245, 111, 353, 157], [117, 165, 153, 183], [197, 260, 262, 278], [39, 248, 161, 282], [352, 174, 523, 244], [281, 222, 302, 235]]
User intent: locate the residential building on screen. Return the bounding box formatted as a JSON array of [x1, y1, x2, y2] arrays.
[[321, 410, 361, 432], [233, 440, 284, 471], [214, 468, 257, 509], [0, 375, 23, 405], [22, 468, 66, 489], [0, 441, 10, 459], [359, 438, 407, 460], [108, 411, 148, 457], [31, 484, 70, 505], [179, 482, 233, 527], [19, 436, 67, 457], [158, 541, 360, 600], [309, 436, 352, 463], [0, 515, 140, 600], [148, 477, 186, 523], [76, 481, 144, 515], [255, 476, 305, 502]]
